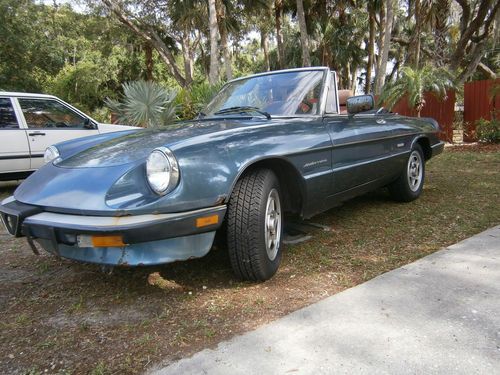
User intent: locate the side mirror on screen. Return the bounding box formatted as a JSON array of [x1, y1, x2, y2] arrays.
[[83, 118, 97, 129], [346, 95, 375, 115]]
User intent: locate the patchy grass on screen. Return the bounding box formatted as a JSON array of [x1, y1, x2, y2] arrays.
[[0, 145, 499, 374]]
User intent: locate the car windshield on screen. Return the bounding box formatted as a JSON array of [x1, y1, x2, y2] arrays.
[[204, 70, 325, 117]]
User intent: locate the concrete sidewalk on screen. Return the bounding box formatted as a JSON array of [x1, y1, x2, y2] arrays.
[[152, 226, 500, 375]]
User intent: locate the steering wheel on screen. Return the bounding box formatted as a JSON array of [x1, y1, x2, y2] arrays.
[[55, 121, 69, 128]]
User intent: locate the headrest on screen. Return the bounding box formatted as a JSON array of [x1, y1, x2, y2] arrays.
[[338, 90, 354, 106]]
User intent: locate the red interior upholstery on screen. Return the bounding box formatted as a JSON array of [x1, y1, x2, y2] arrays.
[[338, 89, 353, 114]]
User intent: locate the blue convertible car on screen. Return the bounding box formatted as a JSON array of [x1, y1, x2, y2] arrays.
[[0, 67, 444, 281]]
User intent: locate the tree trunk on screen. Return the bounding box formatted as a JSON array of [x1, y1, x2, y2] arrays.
[[217, 2, 232, 81], [350, 64, 358, 93], [144, 42, 153, 81], [261, 30, 270, 71], [414, 0, 421, 69], [180, 28, 193, 85], [457, 40, 488, 85], [434, 0, 450, 67], [208, 0, 219, 85], [388, 59, 400, 82], [346, 62, 351, 90], [220, 27, 232, 81], [296, 0, 311, 67], [494, 8, 500, 50], [375, 0, 385, 88], [365, 5, 376, 93], [375, 0, 393, 95], [274, 0, 285, 69]]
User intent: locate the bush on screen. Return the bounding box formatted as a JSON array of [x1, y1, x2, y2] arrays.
[[176, 81, 224, 120], [476, 116, 500, 143]]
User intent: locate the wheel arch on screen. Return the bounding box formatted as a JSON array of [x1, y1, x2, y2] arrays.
[[412, 136, 432, 160], [227, 157, 306, 217]]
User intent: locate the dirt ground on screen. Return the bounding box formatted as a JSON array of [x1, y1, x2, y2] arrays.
[[1, 144, 499, 374]]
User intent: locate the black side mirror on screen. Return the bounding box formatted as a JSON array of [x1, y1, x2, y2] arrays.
[[347, 95, 375, 115], [83, 118, 96, 129]]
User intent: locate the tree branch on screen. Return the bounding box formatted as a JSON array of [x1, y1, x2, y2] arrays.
[[391, 37, 435, 59], [478, 62, 497, 79], [450, 0, 494, 69], [470, 1, 500, 43], [457, 40, 488, 85], [454, 0, 471, 34], [101, 0, 188, 87]]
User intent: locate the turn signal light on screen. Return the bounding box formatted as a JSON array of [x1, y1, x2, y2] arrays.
[[91, 235, 126, 247], [196, 215, 219, 228]]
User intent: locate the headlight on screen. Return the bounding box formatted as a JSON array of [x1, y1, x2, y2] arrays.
[[44, 146, 60, 164], [146, 147, 180, 195]]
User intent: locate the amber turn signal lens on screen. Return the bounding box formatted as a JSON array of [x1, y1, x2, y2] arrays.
[[91, 235, 126, 247], [196, 214, 219, 228]]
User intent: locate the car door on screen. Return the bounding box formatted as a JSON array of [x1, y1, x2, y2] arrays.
[[15, 97, 99, 169], [0, 97, 31, 174], [325, 114, 395, 195]]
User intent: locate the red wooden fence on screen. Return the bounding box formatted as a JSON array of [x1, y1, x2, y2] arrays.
[[463, 79, 500, 141], [389, 90, 456, 142]]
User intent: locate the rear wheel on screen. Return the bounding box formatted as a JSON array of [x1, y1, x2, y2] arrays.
[[226, 169, 282, 281], [389, 144, 425, 202]]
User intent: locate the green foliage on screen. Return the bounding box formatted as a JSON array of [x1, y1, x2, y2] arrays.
[[90, 107, 112, 124], [0, 1, 148, 107], [379, 66, 455, 116], [46, 49, 126, 113], [105, 81, 177, 128], [176, 81, 225, 119], [476, 114, 500, 143], [0, 0, 54, 91]]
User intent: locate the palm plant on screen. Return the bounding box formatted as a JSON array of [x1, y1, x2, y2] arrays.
[[379, 66, 455, 117], [105, 81, 178, 128]]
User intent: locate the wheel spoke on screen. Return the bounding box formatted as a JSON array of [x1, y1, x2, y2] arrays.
[[407, 150, 423, 192], [264, 189, 281, 261]]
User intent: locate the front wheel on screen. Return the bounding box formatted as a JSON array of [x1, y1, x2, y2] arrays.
[[389, 144, 425, 202], [226, 169, 283, 281]]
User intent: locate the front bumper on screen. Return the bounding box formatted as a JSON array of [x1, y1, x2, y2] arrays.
[[0, 197, 226, 266]]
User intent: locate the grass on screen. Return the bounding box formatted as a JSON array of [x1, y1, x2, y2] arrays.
[[0, 145, 498, 374]]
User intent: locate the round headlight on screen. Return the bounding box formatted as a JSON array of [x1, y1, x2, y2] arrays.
[[146, 147, 180, 195], [44, 146, 60, 164]]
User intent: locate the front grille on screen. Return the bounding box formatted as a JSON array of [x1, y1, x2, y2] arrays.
[[0, 198, 43, 237]]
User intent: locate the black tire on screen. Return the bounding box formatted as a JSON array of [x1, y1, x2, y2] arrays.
[[389, 144, 425, 202], [226, 169, 283, 281]]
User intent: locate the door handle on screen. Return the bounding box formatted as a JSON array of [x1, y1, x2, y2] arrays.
[[376, 119, 386, 125], [28, 132, 46, 136]]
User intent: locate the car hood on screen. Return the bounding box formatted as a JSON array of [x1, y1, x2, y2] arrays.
[[98, 123, 138, 133], [59, 118, 268, 168]]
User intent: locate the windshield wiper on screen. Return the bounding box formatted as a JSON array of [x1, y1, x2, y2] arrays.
[[213, 106, 271, 119]]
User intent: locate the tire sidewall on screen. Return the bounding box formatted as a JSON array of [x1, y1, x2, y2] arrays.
[[256, 171, 282, 277]]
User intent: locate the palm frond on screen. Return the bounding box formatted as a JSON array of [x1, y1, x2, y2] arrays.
[[105, 81, 178, 128], [379, 65, 456, 115]]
